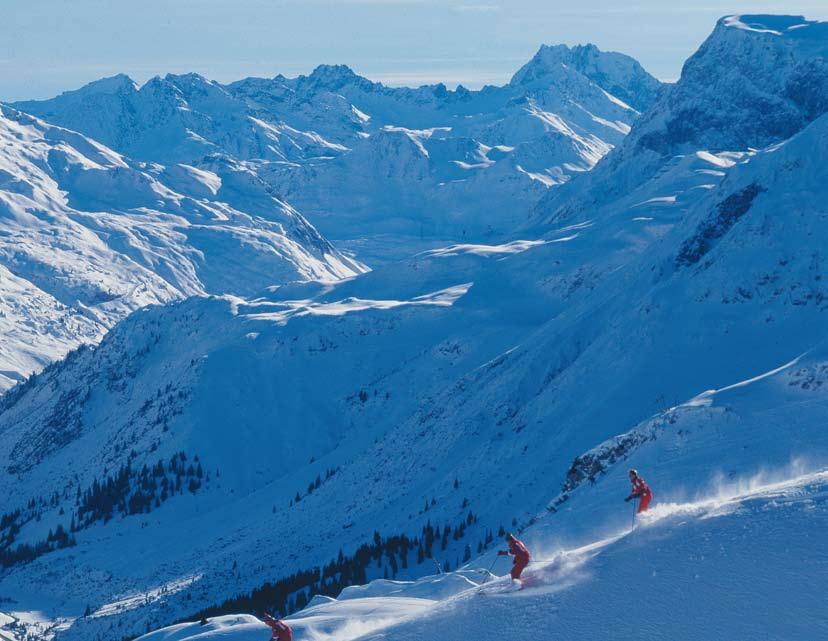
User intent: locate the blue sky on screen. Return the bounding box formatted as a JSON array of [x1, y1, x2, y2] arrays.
[[2, 0, 827, 101]]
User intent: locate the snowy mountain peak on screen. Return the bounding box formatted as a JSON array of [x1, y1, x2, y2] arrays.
[[0, 99, 365, 388], [720, 14, 816, 36], [163, 72, 218, 90], [715, 14, 828, 56], [161, 73, 239, 108], [629, 14, 828, 155], [511, 43, 661, 111], [72, 73, 138, 97], [305, 63, 364, 89]]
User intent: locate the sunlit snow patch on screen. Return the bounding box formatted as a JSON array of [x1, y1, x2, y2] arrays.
[[684, 353, 804, 408], [516, 165, 559, 187], [721, 14, 811, 36], [420, 240, 549, 258], [631, 195, 677, 208], [92, 575, 203, 619], [136, 614, 267, 641], [380, 126, 451, 158], [351, 105, 371, 123], [243, 284, 472, 324]]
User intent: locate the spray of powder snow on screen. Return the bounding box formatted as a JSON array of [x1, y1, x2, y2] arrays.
[[469, 460, 828, 602], [298, 616, 405, 641], [638, 457, 826, 525], [519, 459, 827, 581]]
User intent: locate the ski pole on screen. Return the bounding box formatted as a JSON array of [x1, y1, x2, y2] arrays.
[[483, 555, 499, 582]]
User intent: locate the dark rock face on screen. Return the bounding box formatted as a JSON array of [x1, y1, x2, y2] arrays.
[[676, 182, 765, 268], [636, 17, 828, 155]]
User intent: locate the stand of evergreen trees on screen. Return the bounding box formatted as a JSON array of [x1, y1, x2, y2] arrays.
[[291, 466, 340, 506], [0, 523, 75, 568], [75, 451, 206, 528], [187, 509, 498, 623], [0, 450, 209, 570]]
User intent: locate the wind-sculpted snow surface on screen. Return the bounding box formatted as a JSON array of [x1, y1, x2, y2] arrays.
[[136, 615, 270, 641], [2, 13, 828, 641]]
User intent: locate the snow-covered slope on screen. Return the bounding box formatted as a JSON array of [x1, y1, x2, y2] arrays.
[[14, 45, 660, 254], [353, 346, 828, 641], [133, 345, 828, 641], [0, 43, 658, 387], [638, 14, 828, 153], [259, 52, 654, 244], [137, 471, 828, 641], [536, 13, 828, 229], [1, 13, 826, 641], [0, 105, 363, 390], [510, 43, 659, 111]]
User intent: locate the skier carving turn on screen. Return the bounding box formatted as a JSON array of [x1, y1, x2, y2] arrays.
[[497, 533, 531, 585], [624, 468, 653, 513], [260, 612, 292, 641]]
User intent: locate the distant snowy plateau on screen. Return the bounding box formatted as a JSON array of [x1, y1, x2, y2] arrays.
[[1, 13, 827, 641]]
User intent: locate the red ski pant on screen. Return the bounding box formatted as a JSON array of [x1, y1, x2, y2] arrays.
[[511, 558, 529, 579], [637, 492, 652, 513]]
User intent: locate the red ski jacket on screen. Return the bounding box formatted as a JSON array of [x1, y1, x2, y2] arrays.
[[507, 538, 531, 563], [262, 614, 292, 641], [629, 476, 651, 499]]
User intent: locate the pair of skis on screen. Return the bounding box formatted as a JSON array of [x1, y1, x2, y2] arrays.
[[477, 556, 524, 595], [477, 578, 524, 595]]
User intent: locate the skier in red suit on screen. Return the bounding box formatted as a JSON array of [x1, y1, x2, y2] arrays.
[[498, 533, 531, 580], [261, 612, 292, 641], [625, 468, 653, 513]]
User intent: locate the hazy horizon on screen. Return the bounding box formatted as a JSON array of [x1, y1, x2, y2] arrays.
[[3, 1, 828, 101]]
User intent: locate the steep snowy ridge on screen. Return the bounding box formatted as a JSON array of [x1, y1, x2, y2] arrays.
[[134, 341, 828, 641], [635, 14, 828, 153], [0, 104, 363, 390], [0, 43, 660, 384], [1, 14, 827, 641], [510, 43, 661, 111], [536, 13, 828, 229], [137, 471, 828, 641], [15, 45, 659, 247]]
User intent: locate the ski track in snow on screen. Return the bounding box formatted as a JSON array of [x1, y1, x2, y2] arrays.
[[128, 468, 828, 641]]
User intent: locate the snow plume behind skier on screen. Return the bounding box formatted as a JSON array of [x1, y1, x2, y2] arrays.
[[498, 533, 531, 583]]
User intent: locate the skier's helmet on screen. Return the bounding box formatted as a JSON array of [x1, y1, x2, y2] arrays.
[[628, 468, 638, 477], [506, 532, 515, 541]]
